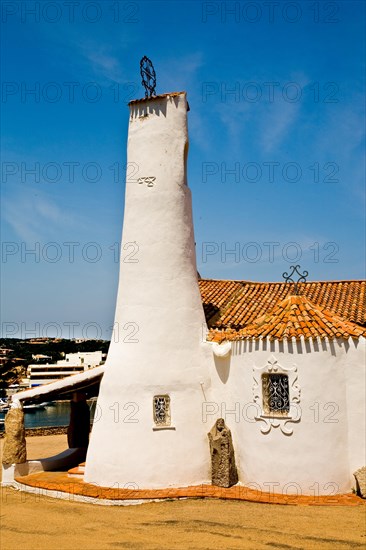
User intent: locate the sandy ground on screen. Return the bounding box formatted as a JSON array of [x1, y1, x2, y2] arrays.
[[1, 435, 365, 550]]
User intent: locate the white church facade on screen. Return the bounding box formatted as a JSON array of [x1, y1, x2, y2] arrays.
[[2, 89, 365, 501]]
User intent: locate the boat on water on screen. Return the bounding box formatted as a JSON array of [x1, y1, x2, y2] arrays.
[[22, 402, 48, 412], [0, 400, 9, 412], [0, 402, 49, 413], [0, 399, 56, 413]]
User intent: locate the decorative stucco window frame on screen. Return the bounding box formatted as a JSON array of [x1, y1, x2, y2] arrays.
[[152, 394, 176, 431], [252, 355, 301, 435]]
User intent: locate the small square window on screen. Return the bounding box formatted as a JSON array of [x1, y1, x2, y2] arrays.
[[153, 395, 171, 426], [262, 373, 290, 415]]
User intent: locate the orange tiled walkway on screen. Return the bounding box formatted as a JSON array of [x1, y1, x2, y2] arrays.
[[14, 471, 365, 506]]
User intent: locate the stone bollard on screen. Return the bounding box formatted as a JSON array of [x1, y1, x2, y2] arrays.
[[208, 418, 238, 488], [353, 466, 366, 498], [2, 400, 27, 465]]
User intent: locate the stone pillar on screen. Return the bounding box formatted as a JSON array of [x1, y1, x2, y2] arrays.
[[2, 400, 27, 465], [67, 392, 90, 448], [208, 418, 238, 488]]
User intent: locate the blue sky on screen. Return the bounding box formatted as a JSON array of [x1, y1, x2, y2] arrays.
[[1, 0, 365, 338]]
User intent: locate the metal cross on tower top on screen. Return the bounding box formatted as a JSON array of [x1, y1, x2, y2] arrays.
[[140, 56, 156, 98]]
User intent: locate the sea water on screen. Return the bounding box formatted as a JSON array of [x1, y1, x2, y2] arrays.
[[0, 400, 97, 431]]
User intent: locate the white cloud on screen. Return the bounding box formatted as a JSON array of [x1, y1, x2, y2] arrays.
[[81, 47, 125, 82], [2, 190, 80, 243], [260, 101, 300, 153], [159, 52, 205, 92]]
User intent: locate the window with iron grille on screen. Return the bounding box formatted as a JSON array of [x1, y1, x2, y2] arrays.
[[262, 373, 290, 414], [153, 395, 171, 426]]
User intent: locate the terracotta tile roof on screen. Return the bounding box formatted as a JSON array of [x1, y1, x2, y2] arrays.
[[199, 279, 366, 330], [208, 294, 366, 342]]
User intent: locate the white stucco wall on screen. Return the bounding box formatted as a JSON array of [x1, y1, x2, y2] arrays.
[[345, 337, 366, 477], [85, 93, 212, 489], [207, 336, 365, 495]]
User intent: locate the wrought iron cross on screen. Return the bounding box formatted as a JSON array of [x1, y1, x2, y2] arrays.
[[140, 56, 156, 98], [282, 265, 308, 295]]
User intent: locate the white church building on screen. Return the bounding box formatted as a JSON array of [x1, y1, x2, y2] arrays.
[[2, 88, 365, 501]]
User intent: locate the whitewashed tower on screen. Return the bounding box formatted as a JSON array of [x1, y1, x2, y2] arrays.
[[84, 82, 211, 488]]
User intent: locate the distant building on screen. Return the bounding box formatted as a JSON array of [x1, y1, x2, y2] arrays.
[[0, 348, 14, 366], [31, 354, 52, 362], [0, 348, 14, 355], [27, 337, 51, 344], [27, 351, 104, 387]]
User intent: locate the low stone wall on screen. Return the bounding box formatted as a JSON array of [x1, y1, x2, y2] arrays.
[[0, 426, 68, 439]]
